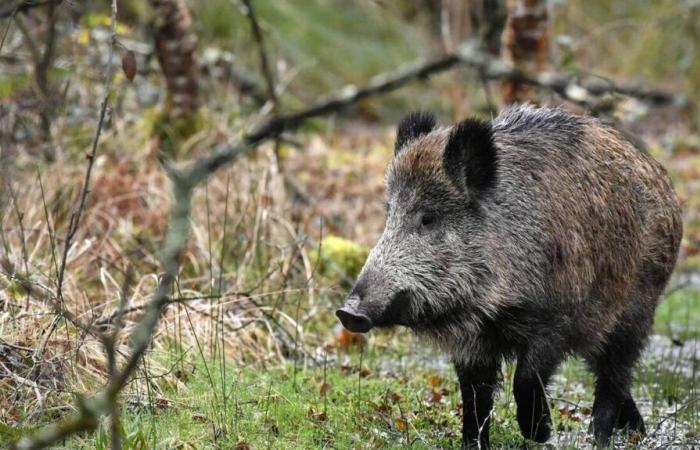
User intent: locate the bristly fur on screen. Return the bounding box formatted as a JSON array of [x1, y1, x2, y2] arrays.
[[342, 104, 683, 449], [395, 111, 437, 154], [443, 118, 497, 192]]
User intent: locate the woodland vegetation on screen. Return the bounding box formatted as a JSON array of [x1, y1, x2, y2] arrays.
[[0, 0, 698, 448]]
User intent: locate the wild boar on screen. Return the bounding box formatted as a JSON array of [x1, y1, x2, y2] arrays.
[[336, 105, 682, 448]]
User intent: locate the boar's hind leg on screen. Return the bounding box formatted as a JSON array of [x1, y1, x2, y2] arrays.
[[513, 349, 563, 443], [455, 358, 501, 450], [589, 314, 649, 446]]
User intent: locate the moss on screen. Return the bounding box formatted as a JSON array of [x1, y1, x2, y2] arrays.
[[311, 235, 369, 284], [0, 75, 30, 100], [148, 107, 205, 158]]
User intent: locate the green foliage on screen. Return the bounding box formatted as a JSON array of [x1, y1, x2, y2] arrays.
[[552, 0, 700, 98], [191, 0, 436, 115], [655, 288, 700, 339], [0, 422, 38, 443], [60, 315, 699, 449], [0, 74, 29, 100], [310, 235, 369, 284]]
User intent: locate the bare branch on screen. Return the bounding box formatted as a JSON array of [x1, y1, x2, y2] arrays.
[[55, 1, 118, 304], [240, 0, 277, 105], [0, 0, 62, 20], [190, 41, 686, 183]]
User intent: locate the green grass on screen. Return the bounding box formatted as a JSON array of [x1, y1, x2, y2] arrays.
[[655, 288, 700, 339], [13, 289, 688, 450]]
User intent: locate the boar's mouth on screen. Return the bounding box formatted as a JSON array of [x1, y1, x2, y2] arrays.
[[336, 290, 412, 333]]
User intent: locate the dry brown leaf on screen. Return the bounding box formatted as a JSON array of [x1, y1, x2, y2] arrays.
[[428, 389, 443, 403], [191, 412, 208, 423], [122, 50, 137, 82], [336, 328, 365, 350], [320, 382, 332, 397], [395, 417, 408, 431]]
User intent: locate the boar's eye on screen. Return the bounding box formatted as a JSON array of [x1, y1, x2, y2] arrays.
[[420, 211, 437, 228]]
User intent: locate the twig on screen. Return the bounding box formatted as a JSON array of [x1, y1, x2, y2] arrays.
[[13, 0, 60, 148], [55, 0, 118, 304], [0, 1, 61, 19], [240, 0, 276, 106], [93, 293, 238, 326]]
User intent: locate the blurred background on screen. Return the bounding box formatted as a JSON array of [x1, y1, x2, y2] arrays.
[[0, 1, 698, 448]]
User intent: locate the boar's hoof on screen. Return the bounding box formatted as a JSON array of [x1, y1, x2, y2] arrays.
[[336, 307, 372, 333]]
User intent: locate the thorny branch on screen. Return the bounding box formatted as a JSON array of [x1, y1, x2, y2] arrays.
[[11, 35, 688, 450]]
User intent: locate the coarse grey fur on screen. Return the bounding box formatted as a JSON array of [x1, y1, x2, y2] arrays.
[[336, 104, 683, 448]]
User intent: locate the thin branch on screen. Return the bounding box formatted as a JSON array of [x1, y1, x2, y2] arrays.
[[0, 0, 27, 19], [240, 0, 276, 105], [189, 41, 685, 184], [55, 2, 118, 304], [0, 1, 61, 20], [93, 294, 231, 327], [13, 14, 42, 64]]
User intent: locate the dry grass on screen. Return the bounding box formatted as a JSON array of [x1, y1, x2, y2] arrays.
[[0, 123, 372, 423]]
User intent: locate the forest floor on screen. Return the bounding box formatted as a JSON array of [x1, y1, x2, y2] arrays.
[[4, 292, 697, 449]]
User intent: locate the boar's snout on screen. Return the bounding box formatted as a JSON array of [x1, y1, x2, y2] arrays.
[[336, 297, 373, 333]]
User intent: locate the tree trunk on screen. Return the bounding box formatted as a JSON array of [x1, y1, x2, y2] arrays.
[[149, 0, 200, 153], [437, 0, 506, 55], [469, 0, 507, 56], [500, 0, 549, 104]]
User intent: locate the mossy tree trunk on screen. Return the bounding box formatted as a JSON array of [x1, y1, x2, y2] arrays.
[[149, 0, 201, 155]]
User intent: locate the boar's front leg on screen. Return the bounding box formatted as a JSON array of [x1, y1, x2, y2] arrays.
[[455, 359, 500, 449]]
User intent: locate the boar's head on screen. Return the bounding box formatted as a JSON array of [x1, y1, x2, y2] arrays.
[[336, 112, 499, 336]]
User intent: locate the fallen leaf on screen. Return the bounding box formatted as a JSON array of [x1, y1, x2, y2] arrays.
[[373, 402, 391, 414], [235, 442, 250, 450], [191, 412, 208, 423], [428, 374, 441, 388], [308, 406, 328, 421], [427, 389, 443, 403], [395, 417, 408, 431], [336, 327, 366, 350], [122, 50, 137, 82], [359, 367, 371, 378], [320, 382, 332, 397], [628, 432, 642, 444], [388, 391, 402, 403]]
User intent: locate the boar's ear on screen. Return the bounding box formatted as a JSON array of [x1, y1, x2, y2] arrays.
[[395, 111, 437, 155], [443, 118, 497, 192]]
